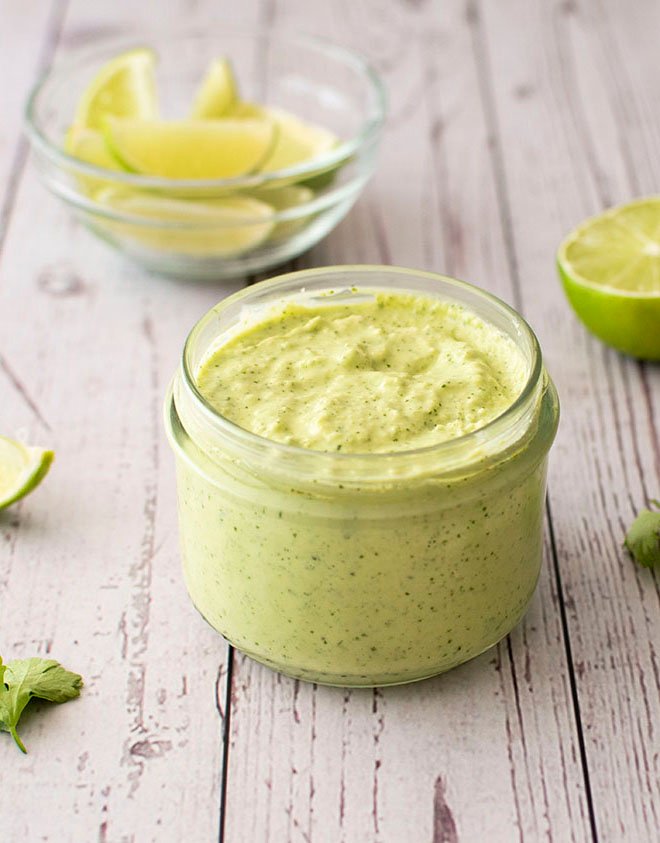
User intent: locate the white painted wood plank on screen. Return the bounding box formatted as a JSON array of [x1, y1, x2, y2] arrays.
[[2, 1, 657, 841], [479, 0, 660, 840], [223, 3, 591, 842], [0, 0, 63, 233], [0, 0, 259, 840], [0, 165, 230, 843]]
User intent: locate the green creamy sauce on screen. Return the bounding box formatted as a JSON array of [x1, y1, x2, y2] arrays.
[[196, 292, 527, 452], [175, 289, 551, 685]]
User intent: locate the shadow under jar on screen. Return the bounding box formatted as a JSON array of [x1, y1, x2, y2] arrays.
[[165, 266, 559, 687]]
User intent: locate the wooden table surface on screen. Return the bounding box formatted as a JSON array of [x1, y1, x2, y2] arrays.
[[1, 1, 659, 841]]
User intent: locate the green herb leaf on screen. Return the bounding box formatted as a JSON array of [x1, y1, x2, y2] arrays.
[[0, 657, 9, 735], [0, 656, 83, 753], [624, 500, 660, 569]]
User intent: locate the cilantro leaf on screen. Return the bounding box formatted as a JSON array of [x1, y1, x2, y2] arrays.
[[0, 656, 83, 753], [624, 500, 660, 569]]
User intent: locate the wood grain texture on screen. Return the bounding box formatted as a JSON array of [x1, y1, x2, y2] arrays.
[[0, 0, 64, 241], [0, 171, 230, 841], [0, 1, 658, 842], [222, 3, 591, 843], [0, 1, 262, 840], [478, 1, 660, 840]]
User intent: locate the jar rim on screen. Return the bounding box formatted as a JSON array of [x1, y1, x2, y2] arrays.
[[172, 265, 548, 480]]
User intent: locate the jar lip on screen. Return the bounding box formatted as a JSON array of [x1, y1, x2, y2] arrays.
[[177, 265, 545, 470]]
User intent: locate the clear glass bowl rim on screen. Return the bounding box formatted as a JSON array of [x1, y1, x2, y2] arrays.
[[173, 265, 554, 474], [24, 28, 387, 192]]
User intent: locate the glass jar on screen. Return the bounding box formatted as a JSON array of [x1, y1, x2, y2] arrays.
[[165, 266, 559, 687]]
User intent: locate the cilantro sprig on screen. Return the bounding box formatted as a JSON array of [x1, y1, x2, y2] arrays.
[[624, 500, 660, 569], [0, 656, 83, 753]]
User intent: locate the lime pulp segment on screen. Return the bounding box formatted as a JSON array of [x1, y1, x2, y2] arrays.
[[559, 197, 660, 294], [73, 47, 158, 131], [0, 436, 54, 510], [190, 57, 238, 118], [104, 118, 278, 179]]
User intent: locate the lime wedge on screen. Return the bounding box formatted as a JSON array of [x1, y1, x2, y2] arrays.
[[104, 118, 277, 179], [250, 184, 314, 240], [65, 126, 126, 194], [191, 57, 238, 118], [229, 100, 268, 120], [250, 183, 313, 208], [65, 126, 123, 170], [231, 104, 342, 186], [95, 188, 274, 256], [557, 197, 660, 359], [0, 436, 54, 511], [73, 48, 157, 131], [260, 107, 337, 173]]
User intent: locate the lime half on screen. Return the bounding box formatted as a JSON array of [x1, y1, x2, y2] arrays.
[[0, 436, 54, 511], [104, 118, 277, 179], [557, 197, 660, 359], [191, 57, 238, 118], [73, 47, 158, 131]]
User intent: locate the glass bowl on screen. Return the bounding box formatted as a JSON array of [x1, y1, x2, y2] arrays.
[[25, 31, 386, 280]]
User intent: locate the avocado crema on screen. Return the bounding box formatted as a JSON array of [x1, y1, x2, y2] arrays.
[[174, 289, 548, 685], [196, 291, 527, 452]]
